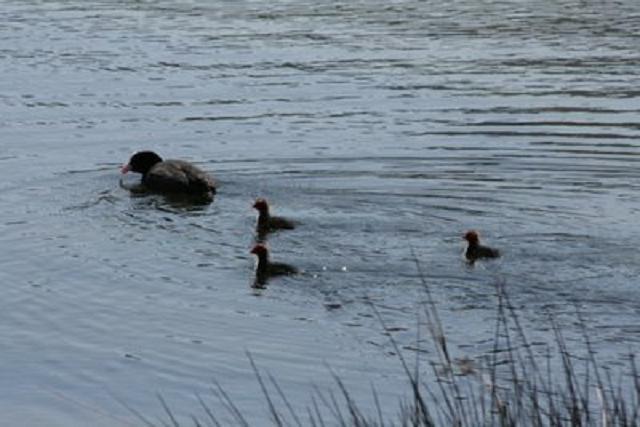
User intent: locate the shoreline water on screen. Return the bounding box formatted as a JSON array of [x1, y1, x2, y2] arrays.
[[1, 0, 639, 424]]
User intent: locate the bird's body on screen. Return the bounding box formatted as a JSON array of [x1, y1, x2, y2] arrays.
[[144, 160, 215, 196], [121, 151, 216, 201], [251, 244, 297, 287], [253, 198, 295, 236], [263, 260, 299, 277], [464, 230, 500, 263]]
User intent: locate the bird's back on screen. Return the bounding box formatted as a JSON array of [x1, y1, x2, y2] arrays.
[[267, 261, 298, 276], [266, 215, 296, 231], [466, 244, 500, 261], [145, 160, 216, 197]]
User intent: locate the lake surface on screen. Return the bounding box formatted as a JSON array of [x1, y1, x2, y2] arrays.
[[1, 0, 639, 425]]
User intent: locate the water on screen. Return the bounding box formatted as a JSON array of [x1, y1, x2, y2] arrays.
[[1, 0, 640, 425]]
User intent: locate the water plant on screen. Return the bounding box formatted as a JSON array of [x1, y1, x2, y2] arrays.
[[137, 257, 639, 426]]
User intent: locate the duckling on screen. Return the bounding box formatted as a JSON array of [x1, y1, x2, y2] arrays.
[[250, 244, 298, 287], [253, 198, 296, 235], [464, 230, 500, 263]]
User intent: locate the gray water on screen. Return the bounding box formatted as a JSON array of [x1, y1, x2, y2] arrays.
[[1, 0, 640, 425]]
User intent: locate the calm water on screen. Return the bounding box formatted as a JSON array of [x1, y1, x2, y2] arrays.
[[1, 0, 640, 425]]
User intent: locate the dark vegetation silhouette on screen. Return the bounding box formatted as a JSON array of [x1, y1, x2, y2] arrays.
[[134, 254, 639, 426]]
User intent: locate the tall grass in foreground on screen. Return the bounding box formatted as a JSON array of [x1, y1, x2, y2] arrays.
[[136, 259, 640, 426]]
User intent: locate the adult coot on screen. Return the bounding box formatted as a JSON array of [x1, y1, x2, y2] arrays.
[[121, 151, 216, 201]]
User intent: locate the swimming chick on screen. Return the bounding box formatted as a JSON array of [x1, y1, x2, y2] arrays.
[[464, 230, 500, 263], [250, 243, 298, 287], [253, 198, 295, 237]]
